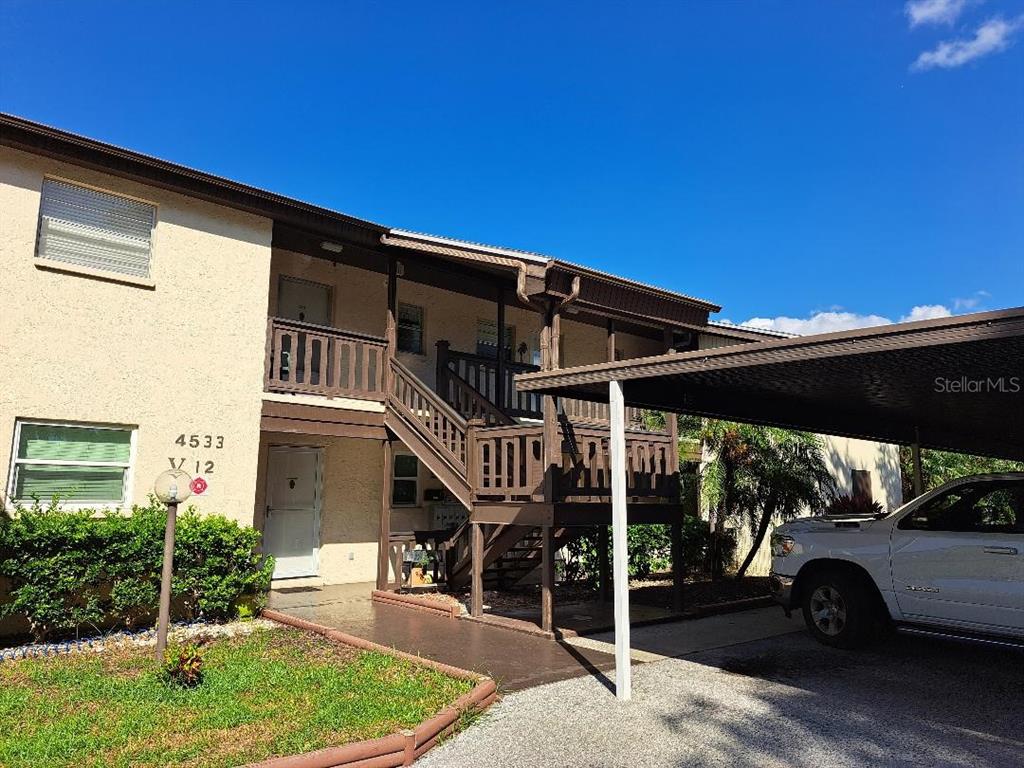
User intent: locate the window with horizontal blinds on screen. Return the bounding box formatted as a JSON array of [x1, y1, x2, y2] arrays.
[[36, 179, 156, 278], [10, 421, 133, 505], [397, 303, 424, 354]]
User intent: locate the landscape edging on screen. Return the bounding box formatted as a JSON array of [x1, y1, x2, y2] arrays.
[[247, 609, 496, 768]]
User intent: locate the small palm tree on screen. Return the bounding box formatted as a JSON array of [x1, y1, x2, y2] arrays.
[[697, 421, 834, 577]]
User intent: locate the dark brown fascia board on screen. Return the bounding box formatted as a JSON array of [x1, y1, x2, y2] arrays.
[[514, 306, 1024, 392], [0, 113, 387, 246], [545, 259, 721, 313]]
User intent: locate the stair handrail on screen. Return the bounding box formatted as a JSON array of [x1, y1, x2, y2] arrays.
[[443, 366, 516, 426], [388, 357, 469, 472]]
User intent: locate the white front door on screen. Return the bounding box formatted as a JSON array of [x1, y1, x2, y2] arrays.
[[891, 478, 1024, 634], [264, 446, 321, 579]]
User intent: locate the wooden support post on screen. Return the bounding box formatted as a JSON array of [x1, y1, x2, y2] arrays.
[[598, 524, 610, 603], [607, 319, 617, 362], [470, 522, 484, 618], [542, 302, 561, 504], [671, 520, 684, 614], [541, 524, 554, 632], [496, 287, 506, 410], [378, 439, 393, 591], [911, 429, 924, 499], [609, 379, 631, 701], [663, 327, 680, 484], [385, 255, 398, 391]]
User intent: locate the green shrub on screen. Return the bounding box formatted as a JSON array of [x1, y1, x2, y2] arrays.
[[563, 517, 731, 586], [0, 499, 274, 642]]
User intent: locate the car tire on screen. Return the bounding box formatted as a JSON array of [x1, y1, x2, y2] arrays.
[[801, 569, 873, 649]]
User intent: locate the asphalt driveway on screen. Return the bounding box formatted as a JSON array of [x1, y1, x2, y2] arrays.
[[418, 624, 1024, 768]]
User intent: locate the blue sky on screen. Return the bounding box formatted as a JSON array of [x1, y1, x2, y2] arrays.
[[1, 1, 1021, 331]]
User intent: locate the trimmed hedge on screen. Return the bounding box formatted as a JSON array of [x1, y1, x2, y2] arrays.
[[0, 499, 274, 642]]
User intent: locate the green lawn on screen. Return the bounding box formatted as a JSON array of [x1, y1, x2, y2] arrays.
[[0, 627, 473, 768]]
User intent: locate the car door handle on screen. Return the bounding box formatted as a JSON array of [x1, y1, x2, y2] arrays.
[[983, 546, 1019, 555]]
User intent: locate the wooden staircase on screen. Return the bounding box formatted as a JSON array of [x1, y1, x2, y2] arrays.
[[439, 521, 583, 590], [384, 351, 677, 591]]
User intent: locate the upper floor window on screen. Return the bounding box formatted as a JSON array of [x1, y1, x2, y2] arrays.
[[8, 420, 135, 507], [476, 319, 515, 360], [397, 303, 424, 354], [36, 179, 156, 280]]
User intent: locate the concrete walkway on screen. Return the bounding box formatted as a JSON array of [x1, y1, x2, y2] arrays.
[[268, 586, 800, 692], [566, 606, 798, 662], [269, 583, 617, 691], [419, 629, 1024, 768]]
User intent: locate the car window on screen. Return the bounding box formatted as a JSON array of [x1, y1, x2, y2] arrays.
[[898, 481, 1023, 534]]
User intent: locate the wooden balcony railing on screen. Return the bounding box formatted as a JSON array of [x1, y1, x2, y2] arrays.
[[265, 317, 388, 401], [437, 342, 543, 419], [562, 398, 649, 430], [436, 340, 656, 429], [557, 426, 677, 501], [470, 422, 678, 503]]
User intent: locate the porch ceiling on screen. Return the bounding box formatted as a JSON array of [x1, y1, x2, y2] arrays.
[[515, 307, 1024, 461]]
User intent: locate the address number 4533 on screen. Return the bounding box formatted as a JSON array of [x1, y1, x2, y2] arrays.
[[175, 434, 225, 449]]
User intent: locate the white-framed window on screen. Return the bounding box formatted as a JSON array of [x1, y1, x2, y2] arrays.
[[392, 453, 419, 506], [397, 303, 424, 354], [35, 178, 157, 280], [7, 420, 136, 507]]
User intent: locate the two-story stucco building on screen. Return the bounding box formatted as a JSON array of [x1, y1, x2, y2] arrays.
[[0, 114, 901, 627]]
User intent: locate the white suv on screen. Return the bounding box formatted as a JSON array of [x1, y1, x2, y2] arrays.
[[770, 473, 1024, 648]]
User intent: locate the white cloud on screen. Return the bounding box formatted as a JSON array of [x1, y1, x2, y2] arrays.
[[912, 15, 1024, 71], [899, 304, 953, 322], [906, 0, 971, 28], [742, 311, 894, 335], [739, 304, 954, 336], [953, 289, 991, 311]]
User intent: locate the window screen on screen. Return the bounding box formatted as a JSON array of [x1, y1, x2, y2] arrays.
[[36, 179, 156, 279], [10, 422, 133, 504], [397, 304, 424, 354]]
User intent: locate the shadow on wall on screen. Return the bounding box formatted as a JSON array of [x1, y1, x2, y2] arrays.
[[822, 437, 903, 514]]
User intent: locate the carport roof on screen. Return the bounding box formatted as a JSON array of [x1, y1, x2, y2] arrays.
[[515, 307, 1024, 461]]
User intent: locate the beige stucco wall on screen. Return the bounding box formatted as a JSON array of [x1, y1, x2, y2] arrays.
[[0, 146, 273, 523], [729, 437, 903, 576]]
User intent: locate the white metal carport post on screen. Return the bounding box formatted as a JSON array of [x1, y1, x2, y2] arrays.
[[609, 379, 631, 701]]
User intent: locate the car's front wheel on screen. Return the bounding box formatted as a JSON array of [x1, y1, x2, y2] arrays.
[[801, 569, 873, 649]]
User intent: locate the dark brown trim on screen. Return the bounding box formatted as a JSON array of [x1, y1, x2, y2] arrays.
[[470, 503, 555, 526], [517, 307, 1024, 391], [554, 503, 689, 526]]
